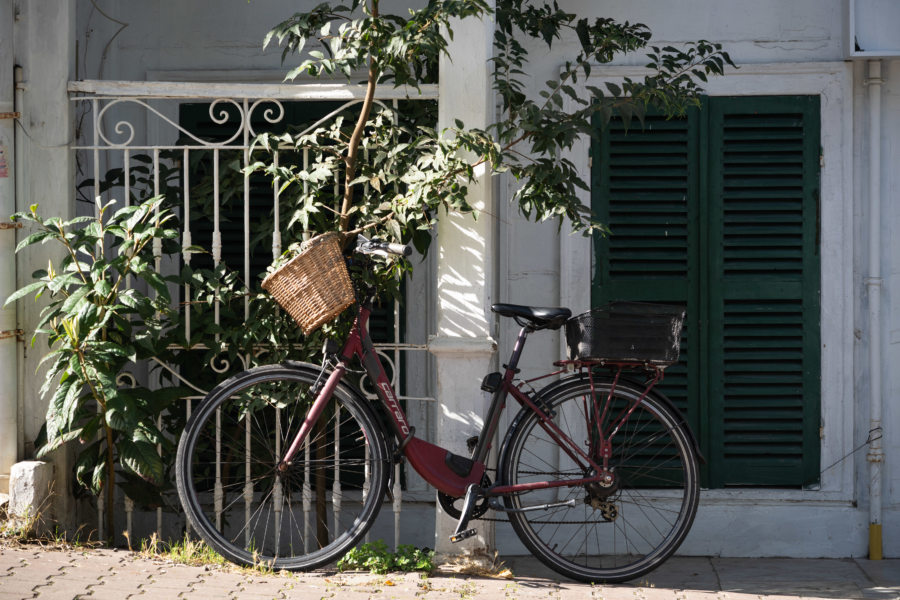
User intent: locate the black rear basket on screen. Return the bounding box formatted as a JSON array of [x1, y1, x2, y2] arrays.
[[565, 302, 686, 367]]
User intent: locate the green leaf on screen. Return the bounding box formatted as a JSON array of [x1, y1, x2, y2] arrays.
[[140, 271, 170, 302], [73, 440, 103, 490], [15, 230, 57, 253], [35, 426, 84, 458], [91, 460, 107, 495], [60, 284, 91, 314], [118, 438, 164, 485], [105, 394, 137, 431], [4, 280, 48, 307], [387, 219, 402, 242]]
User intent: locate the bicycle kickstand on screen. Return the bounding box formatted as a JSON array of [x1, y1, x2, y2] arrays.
[[449, 483, 483, 543]]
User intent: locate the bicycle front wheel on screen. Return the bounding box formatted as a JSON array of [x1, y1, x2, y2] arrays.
[[499, 377, 699, 583], [176, 363, 389, 570]]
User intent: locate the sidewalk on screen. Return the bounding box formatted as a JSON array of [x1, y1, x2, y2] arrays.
[[0, 543, 898, 600]]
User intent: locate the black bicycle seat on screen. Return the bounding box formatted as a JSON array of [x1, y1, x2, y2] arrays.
[[491, 303, 572, 331]]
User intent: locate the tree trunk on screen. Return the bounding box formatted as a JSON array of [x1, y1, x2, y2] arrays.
[[339, 0, 380, 232]]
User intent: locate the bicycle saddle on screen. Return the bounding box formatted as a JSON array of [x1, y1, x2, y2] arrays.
[[491, 303, 572, 331]]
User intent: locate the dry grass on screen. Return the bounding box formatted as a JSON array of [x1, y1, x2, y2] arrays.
[[435, 548, 514, 579], [136, 532, 229, 568]]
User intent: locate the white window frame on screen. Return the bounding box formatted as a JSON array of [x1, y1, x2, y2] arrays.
[[561, 62, 854, 505]]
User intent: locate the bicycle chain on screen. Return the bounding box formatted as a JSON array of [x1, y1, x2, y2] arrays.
[[450, 467, 605, 525]]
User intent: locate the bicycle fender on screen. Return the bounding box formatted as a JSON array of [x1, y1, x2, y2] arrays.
[[497, 374, 705, 480]]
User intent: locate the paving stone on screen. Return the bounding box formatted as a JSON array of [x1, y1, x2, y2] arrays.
[[3, 545, 893, 600], [712, 557, 869, 599], [28, 554, 78, 569], [184, 574, 244, 594], [52, 568, 107, 583], [87, 578, 146, 592], [584, 586, 639, 600], [83, 589, 144, 600], [135, 575, 208, 592], [672, 591, 718, 600], [644, 587, 684, 599], [232, 578, 292, 598], [31, 582, 92, 599]]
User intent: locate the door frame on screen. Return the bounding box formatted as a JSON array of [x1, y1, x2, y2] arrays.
[[560, 62, 853, 503]]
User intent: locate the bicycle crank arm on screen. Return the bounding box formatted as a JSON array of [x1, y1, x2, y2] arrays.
[[488, 498, 576, 513]]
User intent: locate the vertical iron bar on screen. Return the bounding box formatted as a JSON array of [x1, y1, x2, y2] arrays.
[[243, 99, 250, 321], [215, 407, 223, 532], [92, 98, 104, 541], [273, 407, 282, 551], [152, 148, 164, 538], [302, 440, 311, 552], [182, 148, 192, 340], [332, 405, 341, 535], [272, 151, 281, 258], [212, 149, 221, 341]]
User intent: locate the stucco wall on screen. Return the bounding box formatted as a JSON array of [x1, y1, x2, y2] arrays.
[[77, 1, 427, 81]]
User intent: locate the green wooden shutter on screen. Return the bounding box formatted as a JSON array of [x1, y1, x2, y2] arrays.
[[705, 96, 821, 487], [592, 96, 821, 488], [590, 111, 701, 450]]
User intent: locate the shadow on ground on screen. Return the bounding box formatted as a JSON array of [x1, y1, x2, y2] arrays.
[[502, 555, 900, 600]]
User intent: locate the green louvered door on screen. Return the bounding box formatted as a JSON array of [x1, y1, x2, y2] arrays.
[[706, 96, 821, 487], [592, 96, 821, 488], [591, 110, 702, 455]]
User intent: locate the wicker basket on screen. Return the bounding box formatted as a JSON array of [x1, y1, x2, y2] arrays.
[[565, 302, 686, 367], [262, 232, 355, 335]]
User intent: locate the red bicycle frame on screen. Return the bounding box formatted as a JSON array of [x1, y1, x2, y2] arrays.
[[278, 305, 653, 499]]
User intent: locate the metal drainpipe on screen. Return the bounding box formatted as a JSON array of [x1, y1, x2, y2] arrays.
[[14, 65, 24, 463], [864, 59, 884, 561], [0, 0, 19, 495]]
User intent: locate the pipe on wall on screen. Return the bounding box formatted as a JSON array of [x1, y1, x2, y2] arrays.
[[0, 0, 19, 495], [864, 59, 884, 561], [14, 65, 24, 463]]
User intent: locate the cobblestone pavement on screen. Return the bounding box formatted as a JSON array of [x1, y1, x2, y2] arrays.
[[0, 544, 897, 600]]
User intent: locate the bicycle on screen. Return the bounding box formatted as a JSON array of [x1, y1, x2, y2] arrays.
[[175, 235, 700, 583]]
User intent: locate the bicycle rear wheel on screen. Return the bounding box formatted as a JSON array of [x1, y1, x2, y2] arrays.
[[499, 376, 699, 583], [176, 363, 389, 570]]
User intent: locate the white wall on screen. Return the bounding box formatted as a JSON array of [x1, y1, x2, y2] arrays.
[[77, 1, 426, 82]]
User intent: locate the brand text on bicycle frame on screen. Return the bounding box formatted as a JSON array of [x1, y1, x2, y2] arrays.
[[379, 381, 410, 436]]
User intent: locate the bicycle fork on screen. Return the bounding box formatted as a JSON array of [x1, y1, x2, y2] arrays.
[[277, 362, 347, 471]]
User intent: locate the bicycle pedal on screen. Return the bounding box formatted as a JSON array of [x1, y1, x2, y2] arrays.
[[449, 528, 478, 543]]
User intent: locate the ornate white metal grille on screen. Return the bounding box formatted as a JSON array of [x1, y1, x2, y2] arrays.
[[69, 80, 438, 548]]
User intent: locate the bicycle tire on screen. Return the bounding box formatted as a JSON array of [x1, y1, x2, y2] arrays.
[[499, 376, 699, 583], [176, 362, 389, 570]]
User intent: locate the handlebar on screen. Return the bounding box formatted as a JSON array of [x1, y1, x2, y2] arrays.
[[355, 235, 412, 257]]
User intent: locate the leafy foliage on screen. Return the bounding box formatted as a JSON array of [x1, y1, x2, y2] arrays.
[[337, 539, 435, 574], [5, 197, 192, 535], [253, 0, 734, 290]]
